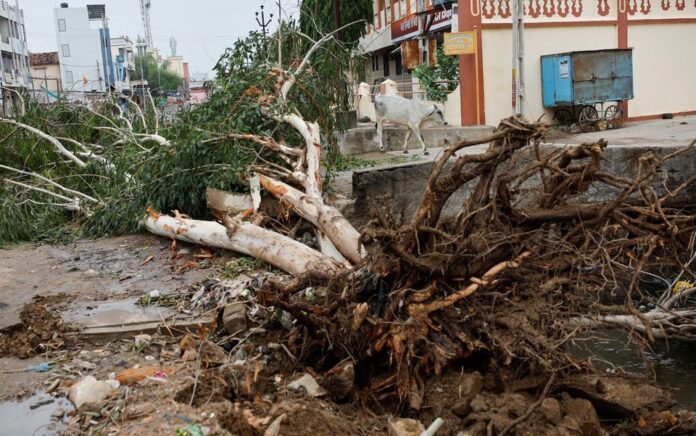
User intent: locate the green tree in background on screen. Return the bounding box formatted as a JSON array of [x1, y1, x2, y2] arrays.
[[299, 0, 373, 46], [131, 53, 183, 95]]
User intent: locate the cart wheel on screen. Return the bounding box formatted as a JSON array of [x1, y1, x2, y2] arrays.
[[554, 108, 574, 125], [578, 105, 598, 132], [604, 104, 623, 129]]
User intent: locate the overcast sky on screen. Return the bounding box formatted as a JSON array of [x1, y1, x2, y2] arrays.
[[22, 0, 301, 78]]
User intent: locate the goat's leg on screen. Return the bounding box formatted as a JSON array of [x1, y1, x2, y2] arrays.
[[411, 124, 429, 155], [376, 118, 385, 152]]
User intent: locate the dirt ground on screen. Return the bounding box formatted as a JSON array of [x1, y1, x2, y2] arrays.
[[1, 236, 696, 435], [0, 235, 214, 401], [0, 235, 211, 330]]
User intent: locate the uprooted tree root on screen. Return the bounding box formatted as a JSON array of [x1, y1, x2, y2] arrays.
[[255, 116, 696, 410]]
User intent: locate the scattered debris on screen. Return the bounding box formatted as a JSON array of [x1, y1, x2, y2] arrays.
[[26, 362, 52, 373], [222, 302, 248, 334], [68, 376, 119, 408], [116, 366, 172, 385], [134, 333, 153, 348], [387, 417, 425, 436], [287, 373, 326, 397]]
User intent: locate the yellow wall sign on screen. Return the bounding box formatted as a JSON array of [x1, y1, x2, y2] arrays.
[[444, 32, 477, 55]]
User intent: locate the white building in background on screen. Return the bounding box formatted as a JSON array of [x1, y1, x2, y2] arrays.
[[54, 3, 115, 95], [111, 36, 134, 91], [0, 0, 30, 115]]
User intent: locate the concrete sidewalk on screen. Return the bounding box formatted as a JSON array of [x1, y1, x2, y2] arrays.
[[547, 116, 696, 147]]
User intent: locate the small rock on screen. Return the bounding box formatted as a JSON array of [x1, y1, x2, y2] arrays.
[[387, 417, 425, 436], [222, 303, 247, 334], [322, 361, 354, 401], [144, 355, 156, 361], [51, 407, 65, 419], [177, 248, 192, 255], [84, 269, 98, 277], [460, 372, 484, 401], [540, 397, 562, 424], [508, 393, 527, 418], [68, 376, 119, 408], [182, 349, 199, 361], [148, 290, 161, 298], [452, 398, 472, 418], [470, 394, 489, 413], [287, 373, 326, 397], [134, 334, 152, 348], [561, 397, 602, 436], [279, 310, 294, 331], [76, 360, 97, 370]]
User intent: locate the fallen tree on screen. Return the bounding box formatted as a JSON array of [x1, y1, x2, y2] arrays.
[[4, 22, 696, 417]]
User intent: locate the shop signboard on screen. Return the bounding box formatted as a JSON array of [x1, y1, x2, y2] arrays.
[[391, 13, 420, 43], [444, 31, 476, 55], [425, 8, 454, 33]]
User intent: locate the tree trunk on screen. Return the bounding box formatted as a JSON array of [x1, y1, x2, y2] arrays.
[[144, 214, 344, 279], [258, 175, 365, 264]]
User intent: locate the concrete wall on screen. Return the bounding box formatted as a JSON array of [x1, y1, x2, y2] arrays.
[[351, 144, 696, 227], [55, 7, 104, 92], [30, 64, 61, 102], [458, 0, 696, 126], [482, 25, 617, 125], [629, 23, 696, 117]]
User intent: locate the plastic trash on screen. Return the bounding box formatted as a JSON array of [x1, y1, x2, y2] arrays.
[[68, 376, 119, 408], [26, 362, 52, 372]]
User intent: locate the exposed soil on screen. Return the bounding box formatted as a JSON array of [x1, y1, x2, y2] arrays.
[[0, 295, 71, 358], [1, 237, 695, 435]]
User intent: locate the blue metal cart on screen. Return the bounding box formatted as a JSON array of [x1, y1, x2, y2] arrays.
[[541, 48, 634, 131]]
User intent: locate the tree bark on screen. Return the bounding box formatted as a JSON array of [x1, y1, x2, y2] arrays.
[[144, 213, 344, 279], [258, 175, 365, 264]]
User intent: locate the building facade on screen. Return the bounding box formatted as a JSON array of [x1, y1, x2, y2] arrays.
[[458, 0, 696, 125], [55, 3, 115, 95], [361, 0, 696, 126], [0, 0, 30, 115], [111, 36, 134, 92], [166, 55, 190, 91], [360, 1, 456, 92], [29, 52, 61, 103]]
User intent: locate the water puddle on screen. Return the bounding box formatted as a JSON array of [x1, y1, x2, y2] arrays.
[[570, 330, 696, 409], [0, 392, 73, 435]]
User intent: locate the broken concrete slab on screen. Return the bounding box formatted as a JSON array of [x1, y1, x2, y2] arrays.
[[222, 302, 247, 334], [62, 298, 213, 342]]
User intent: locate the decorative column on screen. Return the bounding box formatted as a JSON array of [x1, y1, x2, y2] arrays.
[[458, 0, 486, 125]]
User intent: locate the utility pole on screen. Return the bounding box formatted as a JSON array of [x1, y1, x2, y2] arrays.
[[97, 60, 104, 92], [277, 0, 282, 69], [333, 0, 342, 41], [511, 0, 525, 116], [255, 5, 273, 55]]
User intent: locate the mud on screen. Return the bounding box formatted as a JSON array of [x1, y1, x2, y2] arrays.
[[0, 235, 212, 330]]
